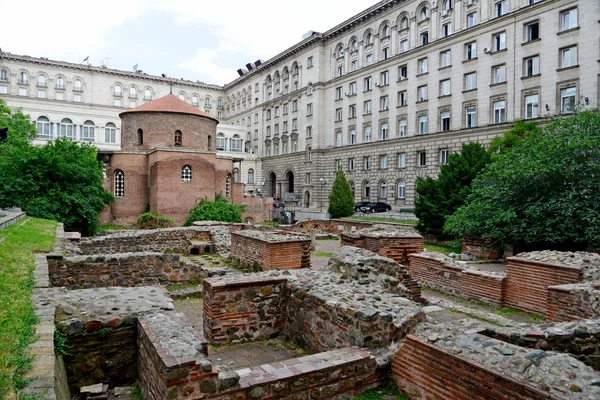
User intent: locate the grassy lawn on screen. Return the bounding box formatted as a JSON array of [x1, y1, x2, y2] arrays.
[[98, 224, 136, 231], [424, 241, 462, 255], [0, 217, 57, 398], [312, 251, 334, 258], [344, 216, 418, 226], [354, 383, 408, 400]]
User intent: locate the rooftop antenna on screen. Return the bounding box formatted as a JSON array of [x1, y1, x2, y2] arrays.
[[133, 59, 138, 73], [169, 80, 173, 94], [101, 56, 111, 68]]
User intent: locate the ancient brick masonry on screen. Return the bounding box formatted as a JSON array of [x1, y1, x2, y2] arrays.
[[230, 230, 311, 270], [341, 225, 424, 264], [462, 236, 503, 260], [547, 283, 600, 322]]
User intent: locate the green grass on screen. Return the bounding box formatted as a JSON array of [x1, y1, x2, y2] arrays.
[[424, 241, 462, 255], [256, 221, 280, 227], [131, 384, 145, 400], [344, 216, 418, 226], [165, 277, 204, 292], [98, 224, 136, 231], [354, 383, 408, 400], [312, 251, 334, 258], [0, 217, 57, 399]]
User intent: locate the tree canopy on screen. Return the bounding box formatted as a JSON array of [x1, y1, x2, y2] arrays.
[[328, 170, 355, 218], [414, 142, 491, 238], [445, 110, 600, 249]]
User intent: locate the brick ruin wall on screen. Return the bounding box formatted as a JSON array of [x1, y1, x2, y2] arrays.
[[341, 234, 424, 265], [505, 257, 583, 316], [290, 219, 416, 234], [392, 335, 559, 400], [230, 231, 311, 270], [48, 253, 204, 288], [462, 236, 503, 260], [547, 283, 600, 322]]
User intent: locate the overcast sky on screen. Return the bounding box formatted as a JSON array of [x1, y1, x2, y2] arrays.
[[1, 0, 375, 85]]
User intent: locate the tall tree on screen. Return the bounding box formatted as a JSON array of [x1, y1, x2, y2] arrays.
[[328, 170, 355, 218]]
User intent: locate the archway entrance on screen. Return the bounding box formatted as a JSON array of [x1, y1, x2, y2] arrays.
[[285, 171, 294, 194], [268, 172, 277, 197]]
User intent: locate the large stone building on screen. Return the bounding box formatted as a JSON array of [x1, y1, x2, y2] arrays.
[[1, 0, 598, 211]]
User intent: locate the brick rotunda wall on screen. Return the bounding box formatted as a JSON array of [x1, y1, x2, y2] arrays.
[[230, 230, 311, 270]]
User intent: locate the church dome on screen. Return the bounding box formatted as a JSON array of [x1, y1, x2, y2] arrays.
[[120, 94, 219, 124]]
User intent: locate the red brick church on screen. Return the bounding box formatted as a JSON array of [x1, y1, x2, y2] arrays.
[[99, 94, 244, 225]]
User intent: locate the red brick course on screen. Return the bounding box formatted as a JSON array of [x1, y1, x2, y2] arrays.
[[547, 283, 600, 322], [341, 235, 424, 265], [230, 231, 311, 270], [462, 236, 503, 260], [461, 269, 506, 306]]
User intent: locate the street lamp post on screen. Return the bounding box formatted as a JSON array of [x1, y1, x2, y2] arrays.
[[319, 178, 327, 213]]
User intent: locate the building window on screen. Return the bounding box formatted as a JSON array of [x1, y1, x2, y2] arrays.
[[349, 105, 357, 118], [561, 46, 578, 68], [306, 146, 312, 161], [418, 151, 427, 166], [364, 126, 372, 142], [18, 72, 28, 85], [18, 87, 27, 96], [397, 181, 406, 199], [400, 17, 409, 30], [440, 79, 451, 96], [380, 181, 387, 198], [114, 170, 124, 197], [466, 106, 477, 127], [129, 101, 136, 108], [292, 100, 298, 111], [82, 121, 95, 142], [351, 60, 358, 71], [380, 155, 388, 169], [418, 58, 428, 74], [292, 118, 298, 130], [349, 128, 356, 144], [336, 159, 343, 171], [337, 65, 344, 77], [382, 47, 390, 60], [440, 50, 452, 68], [442, 23, 452, 37], [561, 87, 576, 113], [495, 0, 507, 17], [400, 40, 408, 53], [524, 56, 540, 76], [306, 173, 312, 184], [560, 8, 578, 31], [442, 0, 452, 10], [349, 158, 355, 171], [55, 77, 65, 89], [465, 42, 477, 60], [364, 100, 372, 115], [307, 56, 313, 68], [420, 7, 429, 20], [205, 97, 212, 107], [398, 154, 406, 168], [37, 75, 46, 87], [493, 65, 506, 84], [349, 82, 357, 95], [398, 91, 407, 106], [129, 87, 137, 99], [364, 157, 371, 170], [37, 90, 46, 98], [336, 130, 343, 146], [467, 12, 478, 28], [36, 116, 51, 139], [366, 53, 373, 66], [418, 85, 428, 102], [144, 89, 152, 100], [493, 100, 506, 123], [192, 95, 199, 106], [441, 111, 451, 131], [440, 149, 450, 165], [105, 123, 117, 143], [525, 94, 539, 119], [398, 65, 407, 80], [398, 119, 407, 137], [525, 21, 539, 42], [493, 32, 507, 51], [114, 85, 122, 96], [58, 118, 74, 139], [380, 122, 389, 140], [464, 72, 477, 90], [174, 130, 182, 146], [306, 126, 312, 138], [336, 87, 343, 100], [114, 99, 121, 107], [420, 31, 429, 46], [418, 115, 428, 134], [364, 76, 372, 91], [381, 71, 389, 86], [380, 96, 389, 111], [0, 69, 8, 82], [233, 168, 240, 183], [336, 108, 343, 121], [364, 182, 371, 198], [0, 86, 7, 94], [182, 165, 193, 182], [74, 94, 82, 102], [248, 169, 255, 184]]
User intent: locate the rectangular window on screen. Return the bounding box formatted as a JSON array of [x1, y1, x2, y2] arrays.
[[493, 32, 507, 51], [350, 129, 357, 144], [400, 40, 408, 53], [524, 56, 540, 76], [561, 8, 578, 31], [561, 87, 576, 113], [440, 79, 451, 96], [292, 118, 298, 130], [380, 71, 389, 86], [440, 50, 452, 67], [380, 123, 389, 140], [380, 96, 389, 111], [74, 94, 82, 102], [307, 103, 313, 115], [349, 104, 357, 118], [349, 158, 355, 171], [306, 126, 312, 138], [0, 86, 8, 94], [336, 131, 343, 147], [418, 115, 428, 134], [364, 126, 372, 142], [380, 155, 388, 169], [382, 47, 390, 60], [37, 90, 45, 98], [418, 58, 428, 74], [493, 65, 506, 84], [364, 100, 372, 114], [493, 100, 506, 123], [266, 126, 271, 136], [465, 42, 477, 60], [336, 159, 343, 171], [349, 82, 357, 95], [420, 31, 429, 45], [266, 110, 271, 120], [398, 91, 407, 106], [440, 149, 450, 165], [561, 46, 578, 68], [292, 100, 298, 111], [442, 23, 452, 37], [398, 119, 407, 137], [364, 76, 372, 91], [113, 98, 121, 106], [254, 113, 259, 123], [351, 60, 358, 71], [364, 156, 371, 170], [495, 0, 506, 17], [464, 72, 477, 90], [307, 56, 313, 67], [275, 124, 280, 134], [274, 106, 280, 117], [398, 65, 407, 80], [336, 108, 343, 121], [398, 153, 406, 168], [418, 85, 428, 101], [525, 21, 539, 41], [441, 111, 451, 131], [337, 65, 344, 77], [306, 173, 311, 184], [466, 106, 477, 127], [336, 87, 343, 100], [366, 54, 373, 66], [467, 12, 478, 28], [525, 94, 539, 119], [418, 151, 427, 166]]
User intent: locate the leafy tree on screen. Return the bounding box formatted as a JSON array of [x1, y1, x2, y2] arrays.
[[445, 110, 600, 249], [0, 99, 36, 147], [185, 194, 244, 225], [488, 120, 541, 157], [414, 142, 491, 238], [328, 170, 355, 218]]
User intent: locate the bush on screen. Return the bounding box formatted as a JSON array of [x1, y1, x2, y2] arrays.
[[328, 170, 355, 218], [184, 194, 244, 225], [136, 212, 175, 229]]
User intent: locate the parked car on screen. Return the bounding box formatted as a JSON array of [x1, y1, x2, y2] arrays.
[[359, 202, 392, 213], [354, 201, 370, 212]]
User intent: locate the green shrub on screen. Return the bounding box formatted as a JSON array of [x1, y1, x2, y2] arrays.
[[184, 194, 244, 225], [136, 212, 175, 229]]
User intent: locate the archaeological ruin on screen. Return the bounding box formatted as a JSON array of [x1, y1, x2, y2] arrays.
[[19, 219, 600, 400]]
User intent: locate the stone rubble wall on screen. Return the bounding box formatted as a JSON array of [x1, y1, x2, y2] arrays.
[[289, 219, 416, 234], [462, 236, 503, 260], [505, 256, 583, 315], [202, 276, 287, 344], [47, 252, 204, 288], [547, 283, 600, 322], [230, 231, 311, 270]]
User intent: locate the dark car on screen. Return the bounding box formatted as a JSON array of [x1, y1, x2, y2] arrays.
[[359, 202, 392, 213], [354, 201, 370, 212]]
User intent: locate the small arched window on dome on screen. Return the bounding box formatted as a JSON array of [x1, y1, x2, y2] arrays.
[[207, 135, 212, 151], [174, 130, 182, 146], [114, 170, 125, 197], [181, 165, 192, 182], [137, 128, 143, 145]]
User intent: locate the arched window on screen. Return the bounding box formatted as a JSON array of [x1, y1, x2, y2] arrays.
[[336, 44, 345, 58], [137, 128, 143, 145], [192, 95, 199, 106], [205, 97, 212, 107], [400, 17, 409, 29], [58, 118, 74, 139], [36, 116, 51, 139], [174, 130, 182, 146], [73, 79, 82, 91], [37, 75, 46, 87], [114, 170, 124, 197], [144, 89, 152, 100], [233, 168, 240, 183], [225, 174, 231, 198], [365, 33, 373, 45], [231, 134, 242, 152], [308, 83, 314, 95], [380, 181, 387, 198], [397, 181, 406, 199], [382, 25, 390, 37], [216, 133, 226, 150], [207, 135, 212, 151], [82, 120, 95, 142], [129, 87, 137, 98], [55, 77, 65, 89], [363, 181, 371, 198], [104, 122, 117, 143], [442, 0, 452, 10], [350, 39, 358, 51], [181, 165, 192, 182], [217, 98, 223, 108], [0, 69, 8, 82], [248, 168, 255, 184], [420, 6, 429, 20], [114, 85, 122, 96], [179, 93, 185, 101], [306, 146, 312, 162], [18, 71, 28, 84]]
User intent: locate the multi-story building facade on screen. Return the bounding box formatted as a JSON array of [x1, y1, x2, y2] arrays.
[[1, 0, 598, 211]]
